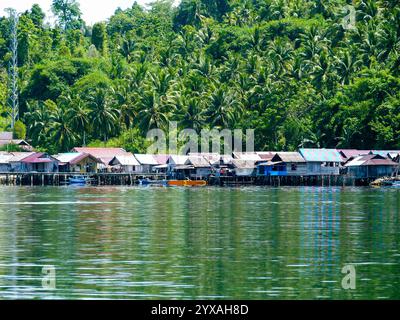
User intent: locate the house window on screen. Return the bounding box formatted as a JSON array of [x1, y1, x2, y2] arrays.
[[291, 164, 297, 171]]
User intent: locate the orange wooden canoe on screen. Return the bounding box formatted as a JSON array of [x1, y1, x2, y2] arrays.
[[167, 180, 207, 187]]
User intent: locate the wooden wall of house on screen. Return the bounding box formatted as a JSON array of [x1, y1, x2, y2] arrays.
[[286, 163, 308, 176], [0, 164, 10, 172], [306, 162, 340, 175], [191, 168, 212, 179], [348, 166, 395, 178]]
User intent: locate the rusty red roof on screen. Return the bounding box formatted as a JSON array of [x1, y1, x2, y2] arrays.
[[21, 153, 57, 164], [364, 158, 398, 166]]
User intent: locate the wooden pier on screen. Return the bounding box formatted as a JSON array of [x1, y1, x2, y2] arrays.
[[0, 172, 167, 186], [209, 175, 372, 187], [0, 172, 376, 187]]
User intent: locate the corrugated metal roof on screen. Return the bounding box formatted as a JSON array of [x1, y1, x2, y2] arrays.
[[337, 149, 371, 159], [8, 152, 35, 162], [185, 156, 211, 168], [54, 153, 100, 165], [0, 132, 13, 140], [168, 155, 189, 165], [345, 154, 397, 167], [299, 148, 342, 162], [174, 165, 194, 170], [55, 153, 84, 164], [73, 147, 130, 165], [0, 153, 13, 164], [134, 154, 159, 165], [344, 156, 366, 167], [365, 159, 398, 166], [258, 161, 284, 166], [371, 150, 400, 157], [233, 152, 262, 161], [73, 147, 128, 156], [189, 153, 220, 164], [273, 152, 305, 163], [153, 154, 170, 165], [220, 155, 234, 165], [109, 155, 140, 166], [22, 153, 57, 164], [232, 160, 256, 169], [256, 152, 275, 161], [388, 152, 400, 160]]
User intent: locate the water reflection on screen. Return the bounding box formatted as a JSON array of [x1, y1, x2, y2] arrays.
[[0, 186, 399, 299]]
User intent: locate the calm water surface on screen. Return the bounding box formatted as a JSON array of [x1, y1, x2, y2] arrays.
[[0, 186, 399, 299]]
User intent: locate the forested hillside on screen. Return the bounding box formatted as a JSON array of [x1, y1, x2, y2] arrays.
[[0, 0, 399, 153]]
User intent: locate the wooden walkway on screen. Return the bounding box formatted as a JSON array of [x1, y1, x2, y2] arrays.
[[0, 172, 167, 186], [209, 175, 372, 187], [0, 172, 375, 187]]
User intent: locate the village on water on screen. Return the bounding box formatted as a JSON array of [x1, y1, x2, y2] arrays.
[[0, 131, 399, 187]]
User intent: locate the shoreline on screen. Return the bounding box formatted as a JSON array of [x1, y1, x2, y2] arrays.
[[0, 172, 390, 187]]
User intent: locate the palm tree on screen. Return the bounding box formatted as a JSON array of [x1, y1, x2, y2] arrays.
[[87, 88, 120, 142], [335, 50, 362, 85], [309, 52, 335, 90], [127, 63, 149, 90], [195, 25, 215, 46], [357, 0, 379, 22], [270, 0, 287, 20], [135, 90, 172, 131], [49, 107, 77, 152], [357, 24, 380, 67], [298, 26, 329, 62], [59, 93, 90, 146], [268, 39, 294, 76], [377, 24, 400, 62], [120, 34, 136, 63], [24, 101, 52, 147], [67, 96, 90, 146], [193, 53, 215, 78], [115, 84, 136, 129], [149, 70, 175, 97], [176, 95, 205, 131], [203, 85, 243, 129]]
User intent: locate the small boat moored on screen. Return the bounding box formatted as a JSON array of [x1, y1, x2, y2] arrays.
[[139, 179, 167, 186], [69, 176, 91, 185], [167, 180, 207, 187]]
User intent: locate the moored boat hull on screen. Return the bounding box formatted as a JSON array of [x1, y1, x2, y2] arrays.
[[167, 180, 207, 187], [139, 179, 168, 186]]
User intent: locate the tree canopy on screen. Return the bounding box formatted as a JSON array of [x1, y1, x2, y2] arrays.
[[0, 0, 399, 153]]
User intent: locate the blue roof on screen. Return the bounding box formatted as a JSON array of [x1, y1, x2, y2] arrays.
[[299, 149, 342, 162]]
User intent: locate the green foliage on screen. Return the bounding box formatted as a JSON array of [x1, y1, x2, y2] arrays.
[[0, 0, 399, 153], [13, 120, 27, 139], [89, 128, 151, 154], [51, 0, 83, 31], [91, 22, 108, 56], [29, 4, 45, 29], [0, 143, 25, 152]]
